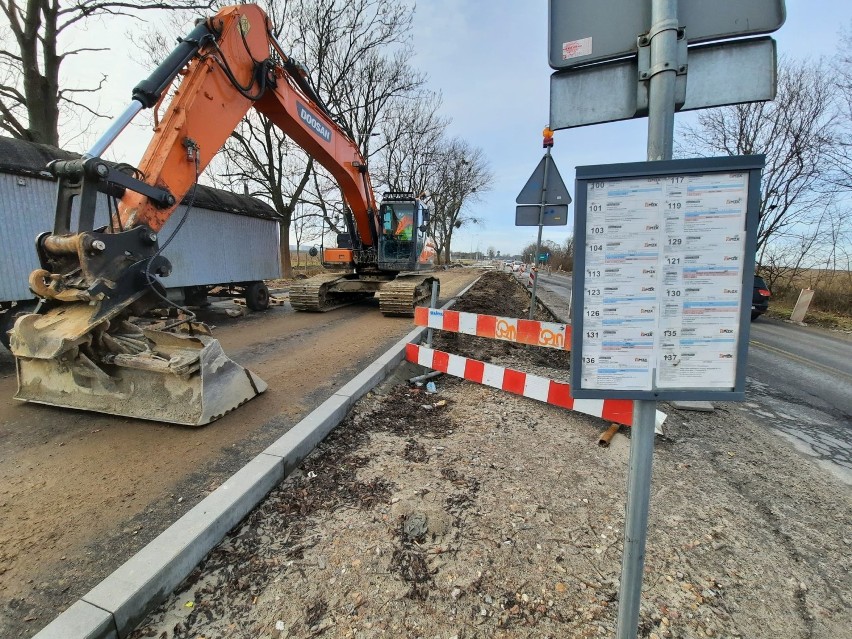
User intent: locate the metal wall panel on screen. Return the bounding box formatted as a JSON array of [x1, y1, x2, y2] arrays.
[[0, 173, 60, 301], [1, 175, 281, 303], [158, 207, 281, 288]]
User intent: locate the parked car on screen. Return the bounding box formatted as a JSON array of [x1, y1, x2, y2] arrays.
[[752, 275, 771, 320]]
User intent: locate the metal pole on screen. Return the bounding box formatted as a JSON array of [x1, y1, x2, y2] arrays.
[[646, 0, 679, 162], [616, 400, 658, 637], [529, 147, 551, 319], [616, 0, 678, 638], [86, 100, 145, 158]]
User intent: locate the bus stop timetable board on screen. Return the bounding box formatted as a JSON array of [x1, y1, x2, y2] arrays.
[[570, 156, 764, 401]]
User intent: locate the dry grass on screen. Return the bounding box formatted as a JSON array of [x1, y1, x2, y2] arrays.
[[760, 268, 852, 328], [765, 302, 852, 331]]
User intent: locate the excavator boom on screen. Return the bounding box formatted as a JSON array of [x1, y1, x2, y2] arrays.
[[8, 3, 435, 425]]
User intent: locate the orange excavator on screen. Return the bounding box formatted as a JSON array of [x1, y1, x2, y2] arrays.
[[8, 4, 437, 426]]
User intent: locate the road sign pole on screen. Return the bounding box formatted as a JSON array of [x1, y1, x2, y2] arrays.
[[616, 399, 658, 638], [529, 146, 551, 319], [616, 0, 678, 638], [646, 0, 679, 160]]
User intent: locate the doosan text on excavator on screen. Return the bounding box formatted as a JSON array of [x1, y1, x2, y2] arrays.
[[8, 3, 439, 426]]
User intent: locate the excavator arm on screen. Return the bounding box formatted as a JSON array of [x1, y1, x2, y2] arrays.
[[8, 3, 388, 425], [118, 4, 379, 244], [16, 4, 382, 355]]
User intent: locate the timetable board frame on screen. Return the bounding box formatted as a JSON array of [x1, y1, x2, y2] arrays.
[[570, 155, 764, 401]]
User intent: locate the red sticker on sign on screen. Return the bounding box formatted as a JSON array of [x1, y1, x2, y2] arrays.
[[563, 37, 592, 60]]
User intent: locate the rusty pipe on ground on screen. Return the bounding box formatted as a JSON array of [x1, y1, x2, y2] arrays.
[[598, 423, 620, 447]]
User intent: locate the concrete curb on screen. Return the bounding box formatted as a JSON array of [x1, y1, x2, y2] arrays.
[[34, 276, 480, 639]]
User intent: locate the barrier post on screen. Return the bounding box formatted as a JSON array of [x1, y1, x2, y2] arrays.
[[426, 280, 439, 348]]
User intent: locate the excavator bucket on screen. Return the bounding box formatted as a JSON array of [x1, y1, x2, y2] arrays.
[[10, 312, 266, 426]]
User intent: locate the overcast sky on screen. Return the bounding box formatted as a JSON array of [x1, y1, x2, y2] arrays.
[[60, 0, 851, 257]]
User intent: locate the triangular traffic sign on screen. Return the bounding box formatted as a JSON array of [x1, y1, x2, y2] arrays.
[[515, 155, 572, 205]]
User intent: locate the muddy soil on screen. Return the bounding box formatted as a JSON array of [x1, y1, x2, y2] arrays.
[[133, 272, 852, 639], [0, 269, 480, 638]]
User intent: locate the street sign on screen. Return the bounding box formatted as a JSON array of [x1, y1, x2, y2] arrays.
[[550, 4, 782, 638], [516, 155, 572, 205], [548, 0, 785, 69], [515, 204, 569, 226], [551, 37, 777, 129], [539, 253, 549, 261]]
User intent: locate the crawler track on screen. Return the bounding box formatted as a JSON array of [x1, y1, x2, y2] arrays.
[[289, 273, 371, 312], [378, 274, 439, 316], [291, 273, 439, 316]]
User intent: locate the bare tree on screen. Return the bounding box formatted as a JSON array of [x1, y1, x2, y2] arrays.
[[291, 202, 324, 271], [677, 58, 840, 254], [423, 138, 492, 264], [831, 21, 852, 189], [0, 0, 213, 145], [372, 93, 496, 265], [374, 91, 449, 193]]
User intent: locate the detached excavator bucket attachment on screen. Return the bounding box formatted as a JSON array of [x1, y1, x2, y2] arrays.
[[11, 315, 266, 426]]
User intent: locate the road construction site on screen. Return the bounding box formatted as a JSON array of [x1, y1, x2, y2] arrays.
[[0, 269, 478, 638], [4, 268, 849, 639]]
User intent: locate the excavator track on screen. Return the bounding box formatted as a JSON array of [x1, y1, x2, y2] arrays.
[[289, 273, 372, 312], [378, 274, 439, 317]]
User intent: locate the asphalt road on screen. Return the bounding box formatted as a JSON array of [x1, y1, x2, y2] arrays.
[[737, 318, 852, 483], [528, 268, 852, 484], [534, 270, 573, 307]]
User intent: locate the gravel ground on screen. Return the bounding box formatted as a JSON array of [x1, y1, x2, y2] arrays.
[[131, 272, 852, 639]]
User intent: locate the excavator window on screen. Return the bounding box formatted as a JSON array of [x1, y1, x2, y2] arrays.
[[381, 203, 414, 241]]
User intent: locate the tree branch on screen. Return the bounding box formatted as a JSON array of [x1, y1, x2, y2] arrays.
[[0, 48, 23, 63], [59, 46, 109, 60], [0, 97, 28, 138], [0, 82, 26, 103], [58, 73, 108, 97], [57, 1, 214, 33]]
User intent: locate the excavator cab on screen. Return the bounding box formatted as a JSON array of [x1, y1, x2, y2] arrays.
[[377, 192, 434, 271]]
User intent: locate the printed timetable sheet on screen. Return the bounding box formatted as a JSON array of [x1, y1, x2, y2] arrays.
[[580, 172, 749, 391]]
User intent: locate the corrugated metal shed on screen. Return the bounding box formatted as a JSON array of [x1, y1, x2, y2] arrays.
[[0, 172, 61, 301], [0, 136, 281, 303], [160, 205, 281, 288], [0, 136, 279, 219]]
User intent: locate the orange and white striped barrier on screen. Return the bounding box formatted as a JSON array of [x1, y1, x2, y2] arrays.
[[414, 306, 571, 350], [528, 267, 537, 287], [406, 344, 665, 429]]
